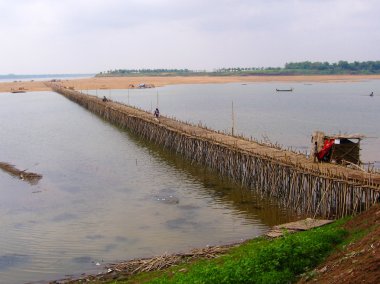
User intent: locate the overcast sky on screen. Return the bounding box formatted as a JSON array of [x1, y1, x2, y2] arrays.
[[1, 0, 379, 74]]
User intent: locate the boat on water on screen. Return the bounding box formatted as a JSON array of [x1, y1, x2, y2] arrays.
[[276, 88, 293, 92]]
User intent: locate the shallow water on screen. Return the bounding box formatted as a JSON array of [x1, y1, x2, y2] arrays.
[[90, 80, 380, 167], [0, 91, 299, 283]]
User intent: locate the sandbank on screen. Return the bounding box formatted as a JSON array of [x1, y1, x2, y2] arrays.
[[0, 80, 51, 93], [1, 74, 380, 93]]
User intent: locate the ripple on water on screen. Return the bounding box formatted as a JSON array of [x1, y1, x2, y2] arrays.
[[72, 256, 94, 264], [177, 204, 201, 210], [51, 213, 78, 222], [152, 188, 180, 204], [86, 234, 105, 240], [0, 254, 31, 271], [166, 218, 198, 230], [154, 195, 180, 204]]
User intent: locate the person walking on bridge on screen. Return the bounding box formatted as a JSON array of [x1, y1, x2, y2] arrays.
[[154, 108, 160, 118], [313, 141, 319, 163]]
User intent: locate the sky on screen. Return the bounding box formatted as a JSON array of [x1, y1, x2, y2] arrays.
[[0, 0, 379, 74]]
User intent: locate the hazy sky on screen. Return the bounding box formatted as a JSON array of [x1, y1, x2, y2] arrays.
[[1, 0, 379, 74]]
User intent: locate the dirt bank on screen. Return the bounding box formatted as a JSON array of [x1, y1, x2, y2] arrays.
[[50, 244, 240, 283], [1, 74, 380, 93], [298, 203, 380, 284]]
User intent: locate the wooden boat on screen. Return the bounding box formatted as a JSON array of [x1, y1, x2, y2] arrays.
[[276, 88, 293, 92]]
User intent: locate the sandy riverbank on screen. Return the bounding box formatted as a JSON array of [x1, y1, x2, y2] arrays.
[[1, 74, 380, 93], [0, 80, 51, 93]]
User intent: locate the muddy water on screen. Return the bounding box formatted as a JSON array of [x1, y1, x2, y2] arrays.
[[0, 91, 299, 283]]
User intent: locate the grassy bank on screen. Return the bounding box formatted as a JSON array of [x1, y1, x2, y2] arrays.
[[105, 220, 348, 283], [64, 204, 380, 283]]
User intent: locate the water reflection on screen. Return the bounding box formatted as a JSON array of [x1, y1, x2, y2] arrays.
[[131, 134, 301, 226], [0, 254, 31, 271]]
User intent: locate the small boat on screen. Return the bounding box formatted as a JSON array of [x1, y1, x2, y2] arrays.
[[276, 88, 293, 92]]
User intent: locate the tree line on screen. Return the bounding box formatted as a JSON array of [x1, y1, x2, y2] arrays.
[[97, 61, 380, 76], [98, 68, 198, 76], [284, 61, 380, 73]]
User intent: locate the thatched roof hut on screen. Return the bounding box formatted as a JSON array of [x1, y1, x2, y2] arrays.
[[311, 131, 364, 165]]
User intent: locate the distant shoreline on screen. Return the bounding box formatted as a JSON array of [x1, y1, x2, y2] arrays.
[[1, 74, 380, 93], [0, 73, 94, 80]]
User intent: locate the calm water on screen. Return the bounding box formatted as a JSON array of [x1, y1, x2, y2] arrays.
[[90, 80, 380, 166], [0, 91, 299, 283]]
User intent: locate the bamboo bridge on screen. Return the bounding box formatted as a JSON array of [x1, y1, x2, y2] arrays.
[[48, 83, 380, 218]]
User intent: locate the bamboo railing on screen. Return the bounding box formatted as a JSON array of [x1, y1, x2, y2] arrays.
[[49, 83, 380, 218]]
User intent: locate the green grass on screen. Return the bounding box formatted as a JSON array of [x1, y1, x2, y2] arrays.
[[111, 219, 349, 284]]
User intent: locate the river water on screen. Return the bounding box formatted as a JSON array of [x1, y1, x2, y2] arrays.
[[1, 80, 379, 283], [90, 80, 380, 166], [0, 90, 300, 283]]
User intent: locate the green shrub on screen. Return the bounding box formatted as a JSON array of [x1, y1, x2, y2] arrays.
[[148, 224, 347, 284]]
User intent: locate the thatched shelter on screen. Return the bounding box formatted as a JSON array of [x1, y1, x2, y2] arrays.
[[311, 131, 364, 165]]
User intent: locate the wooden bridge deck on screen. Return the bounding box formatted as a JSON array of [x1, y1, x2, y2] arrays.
[[48, 83, 380, 217], [161, 117, 380, 187], [50, 83, 380, 189], [98, 97, 380, 189]]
